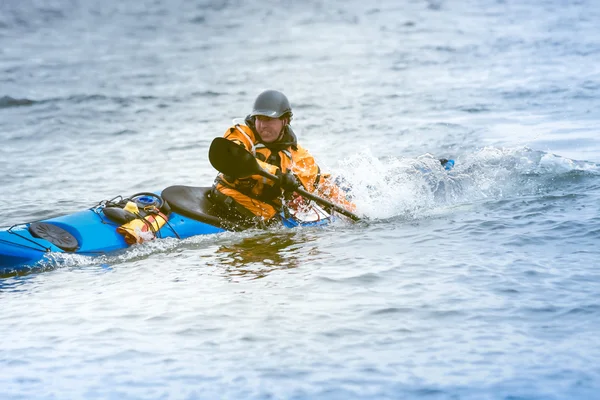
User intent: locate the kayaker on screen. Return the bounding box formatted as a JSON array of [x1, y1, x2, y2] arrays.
[[210, 89, 355, 225]]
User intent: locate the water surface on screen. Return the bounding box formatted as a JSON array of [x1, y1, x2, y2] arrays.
[[2, 0, 600, 399]]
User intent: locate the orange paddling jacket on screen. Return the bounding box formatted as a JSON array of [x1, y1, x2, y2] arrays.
[[213, 122, 355, 221]]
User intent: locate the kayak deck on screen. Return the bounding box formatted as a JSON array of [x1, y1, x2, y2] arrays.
[[0, 185, 332, 273]]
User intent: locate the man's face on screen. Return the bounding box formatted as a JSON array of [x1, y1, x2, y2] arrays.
[[255, 115, 285, 143]]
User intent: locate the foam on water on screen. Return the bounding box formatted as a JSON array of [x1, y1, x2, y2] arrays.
[[5, 229, 243, 275], [334, 146, 600, 220]]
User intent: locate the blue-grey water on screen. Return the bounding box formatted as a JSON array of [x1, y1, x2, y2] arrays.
[[2, 0, 600, 399]]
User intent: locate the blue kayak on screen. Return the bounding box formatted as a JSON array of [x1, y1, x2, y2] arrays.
[[0, 185, 332, 274]]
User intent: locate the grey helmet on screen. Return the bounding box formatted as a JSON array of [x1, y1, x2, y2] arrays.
[[249, 90, 293, 120]]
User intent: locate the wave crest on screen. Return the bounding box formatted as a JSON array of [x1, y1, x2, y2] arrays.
[[0, 96, 36, 108], [331, 147, 600, 220]]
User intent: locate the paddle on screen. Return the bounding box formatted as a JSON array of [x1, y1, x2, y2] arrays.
[[209, 137, 361, 221]]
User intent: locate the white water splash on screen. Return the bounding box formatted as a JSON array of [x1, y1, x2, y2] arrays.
[[330, 146, 600, 220], [16, 231, 240, 273]]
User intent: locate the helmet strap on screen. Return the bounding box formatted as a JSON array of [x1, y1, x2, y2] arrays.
[[275, 128, 285, 142], [274, 117, 289, 142]]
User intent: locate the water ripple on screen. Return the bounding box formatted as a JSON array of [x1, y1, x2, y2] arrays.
[[0, 95, 36, 108]]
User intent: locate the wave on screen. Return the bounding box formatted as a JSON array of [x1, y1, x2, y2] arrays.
[[0, 92, 209, 109], [333, 147, 600, 220], [0, 96, 36, 108], [0, 94, 134, 109]]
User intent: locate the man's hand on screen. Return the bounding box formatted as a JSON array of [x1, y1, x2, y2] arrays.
[[277, 170, 299, 192]]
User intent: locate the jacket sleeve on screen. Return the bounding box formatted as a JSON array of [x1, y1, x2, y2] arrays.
[[291, 146, 356, 212], [223, 125, 253, 150], [315, 174, 356, 212]]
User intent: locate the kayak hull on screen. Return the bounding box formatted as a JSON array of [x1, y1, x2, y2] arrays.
[[0, 185, 331, 273], [0, 209, 226, 272]]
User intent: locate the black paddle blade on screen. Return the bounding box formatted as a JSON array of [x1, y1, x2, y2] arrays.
[[209, 137, 261, 179]]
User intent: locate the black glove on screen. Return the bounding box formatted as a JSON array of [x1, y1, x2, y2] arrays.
[[277, 170, 299, 192], [439, 158, 455, 170]]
